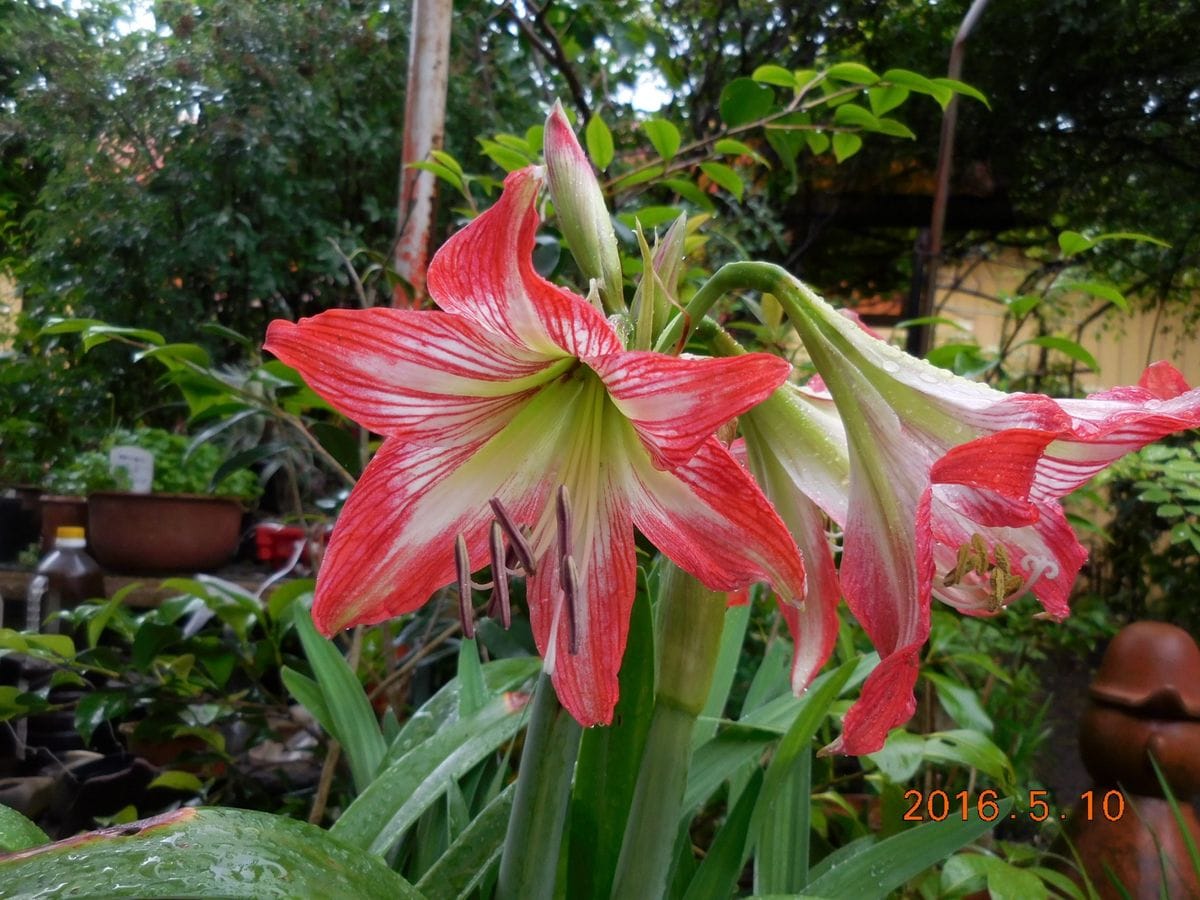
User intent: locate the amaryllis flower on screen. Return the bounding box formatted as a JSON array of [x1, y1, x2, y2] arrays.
[[775, 284, 1200, 755], [265, 167, 806, 726]]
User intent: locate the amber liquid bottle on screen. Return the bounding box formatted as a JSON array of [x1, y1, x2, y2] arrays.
[[30, 525, 106, 631]]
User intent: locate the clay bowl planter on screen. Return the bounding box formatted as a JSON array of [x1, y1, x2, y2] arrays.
[[87, 492, 244, 575]]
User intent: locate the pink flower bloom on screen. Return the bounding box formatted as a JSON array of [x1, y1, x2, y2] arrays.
[[773, 285, 1200, 754], [264, 167, 806, 727]]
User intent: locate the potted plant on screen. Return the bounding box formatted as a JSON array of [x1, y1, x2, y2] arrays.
[[51, 428, 262, 574]]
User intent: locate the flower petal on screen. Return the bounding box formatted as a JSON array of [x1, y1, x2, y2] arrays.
[[588, 350, 792, 468], [1034, 372, 1200, 500], [930, 486, 1086, 621], [823, 643, 921, 756], [426, 167, 622, 360], [266, 309, 561, 445], [525, 468, 636, 727], [313, 377, 590, 633], [626, 436, 807, 602]]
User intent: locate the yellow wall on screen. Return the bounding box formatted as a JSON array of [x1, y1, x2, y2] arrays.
[[931, 251, 1200, 392]]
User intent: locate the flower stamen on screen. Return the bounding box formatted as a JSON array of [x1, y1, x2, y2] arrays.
[[487, 520, 512, 628], [455, 535, 477, 639], [556, 485, 580, 655], [489, 497, 537, 575]]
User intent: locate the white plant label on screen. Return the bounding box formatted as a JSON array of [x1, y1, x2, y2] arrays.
[[110, 446, 154, 493]]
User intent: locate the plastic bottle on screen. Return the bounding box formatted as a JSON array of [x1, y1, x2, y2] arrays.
[[30, 526, 106, 631]]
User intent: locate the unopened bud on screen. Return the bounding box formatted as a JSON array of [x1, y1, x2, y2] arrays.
[[544, 101, 625, 314]]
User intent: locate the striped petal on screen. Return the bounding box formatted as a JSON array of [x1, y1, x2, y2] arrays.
[[736, 434, 842, 693], [265, 308, 564, 446], [426, 167, 622, 360], [526, 468, 636, 727], [1033, 365, 1200, 501], [626, 436, 807, 603], [311, 376, 588, 633], [587, 350, 792, 469]]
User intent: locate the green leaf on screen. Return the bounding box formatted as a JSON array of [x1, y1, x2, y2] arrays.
[[803, 799, 1013, 899], [569, 585, 655, 900], [682, 769, 763, 900], [1058, 230, 1095, 257], [618, 205, 684, 231], [585, 113, 615, 170], [923, 730, 1015, 791], [643, 118, 681, 160], [609, 163, 666, 191], [457, 637, 485, 718], [699, 162, 744, 201], [825, 62, 879, 85], [330, 691, 530, 855], [479, 138, 531, 173], [148, 771, 204, 793], [832, 132, 863, 162], [868, 84, 910, 116], [882, 68, 944, 100], [925, 671, 993, 734], [695, 603, 752, 747], [804, 132, 831, 156], [895, 315, 967, 332], [1058, 280, 1128, 311], [661, 177, 716, 211], [751, 65, 797, 88], [281, 666, 336, 737], [293, 605, 386, 795], [1023, 335, 1099, 371], [867, 729, 926, 783], [408, 160, 464, 192], [932, 77, 990, 108], [833, 103, 880, 130], [1007, 294, 1042, 318], [719, 77, 775, 127], [714, 138, 768, 166], [873, 118, 917, 140], [133, 343, 212, 366], [0, 808, 423, 898], [0, 803, 49, 852], [416, 784, 515, 900]]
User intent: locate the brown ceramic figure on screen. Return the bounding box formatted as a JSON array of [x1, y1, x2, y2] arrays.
[[1066, 621, 1200, 898]]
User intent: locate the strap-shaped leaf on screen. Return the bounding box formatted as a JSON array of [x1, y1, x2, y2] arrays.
[[0, 808, 424, 899]]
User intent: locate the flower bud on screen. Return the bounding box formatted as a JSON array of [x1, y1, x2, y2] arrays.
[[544, 101, 625, 314]]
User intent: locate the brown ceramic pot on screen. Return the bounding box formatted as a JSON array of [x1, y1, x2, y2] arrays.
[[87, 492, 243, 574]]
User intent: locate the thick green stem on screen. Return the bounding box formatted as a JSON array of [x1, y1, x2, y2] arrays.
[[653, 260, 791, 353], [497, 671, 582, 900], [610, 563, 727, 899]]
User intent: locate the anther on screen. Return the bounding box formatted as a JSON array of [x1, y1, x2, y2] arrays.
[[556, 485, 574, 563], [489, 498, 536, 575], [563, 556, 581, 655], [487, 521, 512, 628], [455, 535, 476, 639]]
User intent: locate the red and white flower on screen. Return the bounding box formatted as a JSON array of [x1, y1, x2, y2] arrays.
[[265, 167, 806, 727]]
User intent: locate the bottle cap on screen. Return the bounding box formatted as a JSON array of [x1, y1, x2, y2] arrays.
[[57, 526, 87, 540]]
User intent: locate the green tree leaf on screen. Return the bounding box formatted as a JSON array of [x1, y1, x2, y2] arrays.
[[751, 65, 797, 88], [1024, 335, 1100, 371], [586, 113, 615, 170], [699, 162, 745, 201], [719, 77, 774, 126], [832, 132, 863, 162], [826, 61, 880, 85], [643, 118, 681, 161]]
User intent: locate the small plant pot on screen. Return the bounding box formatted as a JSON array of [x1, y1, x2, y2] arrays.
[[87, 491, 244, 574]]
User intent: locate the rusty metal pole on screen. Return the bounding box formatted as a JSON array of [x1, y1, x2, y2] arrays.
[[908, 0, 990, 356], [392, 0, 454, 308]]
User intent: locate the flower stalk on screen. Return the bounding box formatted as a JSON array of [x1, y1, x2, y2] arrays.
[[611, 562, 728, 899], [497, 670, 582, 900]]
